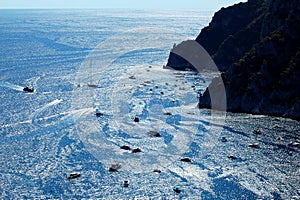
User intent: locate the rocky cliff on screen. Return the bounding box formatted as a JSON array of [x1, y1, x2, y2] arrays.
[[167, 0, 266, 71], [167, 0, 300, 120]]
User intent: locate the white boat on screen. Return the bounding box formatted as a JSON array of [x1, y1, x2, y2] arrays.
[[87, 83, 97, 88]]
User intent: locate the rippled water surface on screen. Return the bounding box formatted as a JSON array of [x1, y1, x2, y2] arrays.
[[0, 9, 299, 199]]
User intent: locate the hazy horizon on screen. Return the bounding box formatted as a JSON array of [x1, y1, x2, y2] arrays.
[[1, 0, 247, 11]]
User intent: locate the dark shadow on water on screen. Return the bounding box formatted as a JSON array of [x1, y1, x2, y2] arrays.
[[160, 130, 173, 145], [168, 170, 188, 183], [202, 175, 258, 200], [199, 119, 249, 137]]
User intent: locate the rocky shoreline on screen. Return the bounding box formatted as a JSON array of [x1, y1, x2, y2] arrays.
[[166, 0, 300, 120]]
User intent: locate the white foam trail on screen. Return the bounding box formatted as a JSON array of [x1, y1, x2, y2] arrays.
[[47, 99, 63, 106], [0, 106, 91, 130], [0, 120, 31, 128], [0, 82, 24, 92], [67, 107, 93, 121], [31, 99, 63, 125]]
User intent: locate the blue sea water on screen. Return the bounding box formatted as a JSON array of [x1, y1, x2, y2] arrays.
[[0, 9, 299, 199]]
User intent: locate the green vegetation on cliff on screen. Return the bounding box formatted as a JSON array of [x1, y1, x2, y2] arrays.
[[168, 0, 300, 120]]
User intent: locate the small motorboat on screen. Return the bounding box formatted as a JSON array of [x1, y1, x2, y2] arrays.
[[148, 131, 161, 137], [132, 148, 142, 153], [129, 75, 136, 80], [227, 155, 238, 160], [288, 141, 300, 147], [276, 136, 283, 141], [95, 107, 103, 117], [180, 157, 191, 163], [109, 163, 121, 172], [248, 143, 260, 148], [120, 145, 131, 150], [173, 186, 181, 194], [23, 86, 34, 93], [253, 128, 262, 134], [67, 172, 81, 180], [87, 83, 97, 88], [123, 181, 129, 187], [221, 137, 228, 142], [134, 116, 140, 122]]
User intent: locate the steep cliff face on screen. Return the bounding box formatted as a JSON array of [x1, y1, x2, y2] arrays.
[[196, 0, 266, 70], [167, 0, 300, 120], [199, 0, 300, 120], [167, 0, 266, 71]]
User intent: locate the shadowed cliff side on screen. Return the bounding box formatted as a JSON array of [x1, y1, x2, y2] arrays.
[[167, 0, 300, 120], [167, 0, 266, 71]]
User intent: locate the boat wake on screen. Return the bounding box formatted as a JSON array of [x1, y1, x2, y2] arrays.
[[0, 82, 24, 92], [31, 99, 63, 126]]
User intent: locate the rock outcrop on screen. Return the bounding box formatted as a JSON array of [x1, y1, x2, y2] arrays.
[[167, 0, 266, 71], [167, 0, 300, 120], [196, 0, 266, 71]]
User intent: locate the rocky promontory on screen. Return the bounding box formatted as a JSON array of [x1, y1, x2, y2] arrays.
[[167, 0, 300, 120]]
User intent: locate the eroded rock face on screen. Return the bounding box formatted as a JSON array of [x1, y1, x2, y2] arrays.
[[168, 0, 300, 120], [167, 0, 265, 71], [196, 0, 266, 70], [199, 0, 300, 120]]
